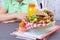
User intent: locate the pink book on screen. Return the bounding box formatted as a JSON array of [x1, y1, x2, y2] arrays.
[[11, 26, 60, 40]]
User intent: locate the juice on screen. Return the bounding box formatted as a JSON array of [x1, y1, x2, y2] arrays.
[[28, 4, 36, 16]]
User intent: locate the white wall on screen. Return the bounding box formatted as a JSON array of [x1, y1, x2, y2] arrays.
[[47, 0, 60, 20], [37, 0, 60, 20], [54, 0, 60, 20]]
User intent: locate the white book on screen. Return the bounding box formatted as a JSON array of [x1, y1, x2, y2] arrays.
[[11, 27, 56, 40]]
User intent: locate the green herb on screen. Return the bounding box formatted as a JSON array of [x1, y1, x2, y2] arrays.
[[26, 15, 38, 23], [43, 9, 49, 13]]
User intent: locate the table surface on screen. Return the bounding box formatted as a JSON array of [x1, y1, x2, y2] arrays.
[[0, 20, 60, 40]]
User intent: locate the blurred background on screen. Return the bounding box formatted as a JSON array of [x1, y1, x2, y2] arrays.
[[0, 0, 60, 20], [0, 0, 60, 40], [37, 0, 60, 20]]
